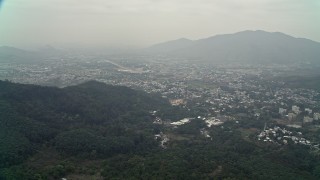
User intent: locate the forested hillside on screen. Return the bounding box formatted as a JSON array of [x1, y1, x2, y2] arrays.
[[0, 80, 171, 179], [1, 80, 320, 179]]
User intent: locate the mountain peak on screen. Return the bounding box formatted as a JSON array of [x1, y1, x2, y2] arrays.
[[174, 38, 193, 42], [145, 30, 320, 64]]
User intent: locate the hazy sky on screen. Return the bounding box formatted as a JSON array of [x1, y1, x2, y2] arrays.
[[0, 0, 319, 48]]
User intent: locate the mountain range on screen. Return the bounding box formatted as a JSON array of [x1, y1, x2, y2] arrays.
[[145, 30, 320, 64], [0, 45, 67, 63], [1, 30, 320, 64], [0, 46, 37, 62]]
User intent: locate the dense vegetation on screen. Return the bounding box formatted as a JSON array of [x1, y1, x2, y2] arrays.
[[0, 80, 169, 179], [1, 80, 320, 179]]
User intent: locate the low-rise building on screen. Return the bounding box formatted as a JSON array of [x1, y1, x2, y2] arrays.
[[303, 116, 313, 123], [288, 113, 296, 121], [305, 108, 313, 114], [314, 113, 320, 120], [279, 108, 287, 115], [292, 105, 300, 114]]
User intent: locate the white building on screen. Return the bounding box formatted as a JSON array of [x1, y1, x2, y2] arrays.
[[314, 113, 320, 120], [303, 116, 313, 123], [305, 108, 313, 114], [279, 108, 287, 115], [292, 105, 300, 114]]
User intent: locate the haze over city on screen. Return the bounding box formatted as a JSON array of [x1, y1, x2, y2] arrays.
[[2, 0, 320, 179], [0, 0, 319, 49]]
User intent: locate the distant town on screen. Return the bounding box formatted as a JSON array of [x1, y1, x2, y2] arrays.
[[1, 55, 320, 149]]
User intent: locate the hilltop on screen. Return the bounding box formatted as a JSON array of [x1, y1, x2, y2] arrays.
[[145, 30, 320, 64]]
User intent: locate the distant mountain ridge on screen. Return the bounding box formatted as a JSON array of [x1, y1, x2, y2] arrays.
[[145, 30, 320, 64], [0, 45, 66, 63], [145, 38, 194, 53], [2, 30, 320, 64]]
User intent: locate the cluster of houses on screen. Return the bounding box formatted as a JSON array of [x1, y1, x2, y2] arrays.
[[280, 105, 320, 124], [257, 124, 319, 149], [204, 117, 224, 127]]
